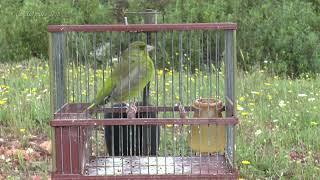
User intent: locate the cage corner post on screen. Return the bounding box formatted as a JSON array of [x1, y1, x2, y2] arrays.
[[224, 29, 237, 169], [49, 31, 82, 178]]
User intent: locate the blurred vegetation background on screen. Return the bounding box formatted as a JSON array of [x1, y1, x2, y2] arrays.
[[0, 0, 319, 77]]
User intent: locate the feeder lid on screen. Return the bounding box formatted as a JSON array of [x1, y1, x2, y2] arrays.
[[193, 98, 222, 109]]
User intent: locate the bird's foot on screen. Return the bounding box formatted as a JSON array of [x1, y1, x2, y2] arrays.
[[126, 102, 137, 119], [178, 103, 187, 118], [173, 103, 186, 135]]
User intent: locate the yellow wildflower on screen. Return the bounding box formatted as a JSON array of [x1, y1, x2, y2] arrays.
[[31, 88, 37, 93], [241, 112, 249, 116], [22, 73, 28, 80], [239, 96, 245, 101], [0, 99, 6, 105], [20, 128, 26, 133], [241, 160, 251, 165], [0, 85, 9, 89], [0, 85, 9, 94]]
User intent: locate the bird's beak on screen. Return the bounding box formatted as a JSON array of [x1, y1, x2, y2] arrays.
[[146, 45, 154, 52]]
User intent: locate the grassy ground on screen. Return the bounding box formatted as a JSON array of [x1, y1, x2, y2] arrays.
[[0, 59, 51, 179], [236, 70, 320, 179], [0, 59, 319, 179]]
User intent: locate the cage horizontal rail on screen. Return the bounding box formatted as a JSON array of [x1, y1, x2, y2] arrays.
[[48, 23, 237, 32], [54, 103, 220, 114], [50, 117, 238, 126]]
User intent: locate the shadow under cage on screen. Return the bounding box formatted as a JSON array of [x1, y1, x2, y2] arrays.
[[49, 23, 239, 179]]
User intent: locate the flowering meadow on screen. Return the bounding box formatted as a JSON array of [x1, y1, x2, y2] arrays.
[[0, 59, 319, 178]]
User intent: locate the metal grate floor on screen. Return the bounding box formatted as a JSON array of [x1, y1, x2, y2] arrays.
[[85, 155, 233, 176]]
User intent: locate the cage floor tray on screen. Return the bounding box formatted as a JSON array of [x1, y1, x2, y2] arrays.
[[85, 155, 234, 176]]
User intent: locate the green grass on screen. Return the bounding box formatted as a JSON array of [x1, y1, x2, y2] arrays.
[[0, 59, 320, 178]]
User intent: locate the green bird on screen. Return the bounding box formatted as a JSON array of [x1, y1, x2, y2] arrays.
[[87, 41, 155, 111]]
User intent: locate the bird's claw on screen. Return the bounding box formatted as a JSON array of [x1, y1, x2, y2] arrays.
[[126, 102, 137, 119], [178, 103, 187, 118]]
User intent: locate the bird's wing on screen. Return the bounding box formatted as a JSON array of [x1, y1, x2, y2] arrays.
[[94, 75, 114, 105], [111, 49, 145, 79], [109, 54, 154, 102]]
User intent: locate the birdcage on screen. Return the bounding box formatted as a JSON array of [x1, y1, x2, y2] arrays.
[[49, 22, 238, 179]]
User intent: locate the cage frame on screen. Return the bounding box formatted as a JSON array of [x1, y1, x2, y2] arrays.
[[48, 23, 238, 179]]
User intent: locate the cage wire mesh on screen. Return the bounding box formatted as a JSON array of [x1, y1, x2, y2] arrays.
[[49, 23, 238, 178]]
